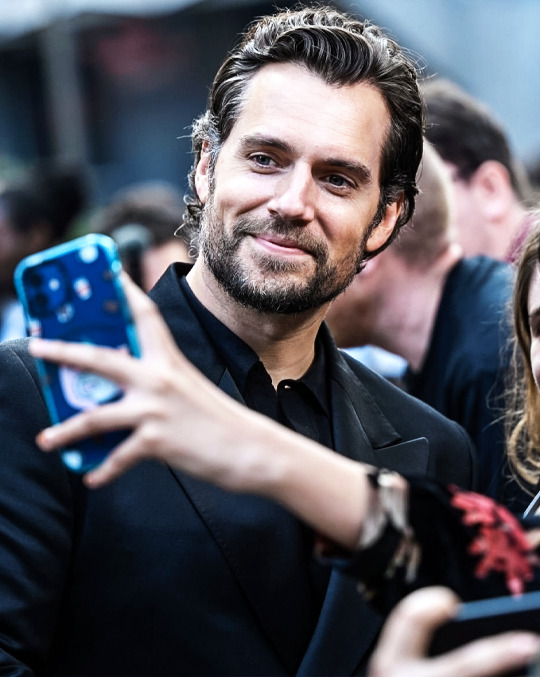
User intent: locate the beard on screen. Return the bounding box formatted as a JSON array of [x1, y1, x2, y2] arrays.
[[199, 200, 374, 315]]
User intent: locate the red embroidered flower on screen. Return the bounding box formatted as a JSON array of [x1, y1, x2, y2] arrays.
[[450, 485, 536, 595]]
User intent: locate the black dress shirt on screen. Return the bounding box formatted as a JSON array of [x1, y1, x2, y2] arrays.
[[180, 277, 332, 614], [180, 277, 333, 448]]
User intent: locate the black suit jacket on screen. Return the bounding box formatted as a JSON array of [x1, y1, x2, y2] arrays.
[[0, 264, 476, 675]]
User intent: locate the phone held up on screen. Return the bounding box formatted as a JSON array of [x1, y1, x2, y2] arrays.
[[430, 590, 540, 676], [14, 233, 140, 474]]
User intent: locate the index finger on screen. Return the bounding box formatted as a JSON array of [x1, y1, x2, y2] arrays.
[[120, 272, 183, 360], [29, 338, 138, 388]]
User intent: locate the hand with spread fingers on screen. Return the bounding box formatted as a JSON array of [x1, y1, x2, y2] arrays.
[[30, 274, 283, 489], [29, 273, 373, 550]]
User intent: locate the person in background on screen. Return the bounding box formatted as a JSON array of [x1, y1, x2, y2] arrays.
[[326, 141, 525, 509], [0, 6, 476, 675], [0, 163, 87, 340], [422, 77, 534, 264], [96, 180, 194, 291], [343, 80, 534, 384]]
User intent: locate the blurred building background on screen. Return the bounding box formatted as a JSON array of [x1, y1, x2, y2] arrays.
[[0, 0, 539, 220]]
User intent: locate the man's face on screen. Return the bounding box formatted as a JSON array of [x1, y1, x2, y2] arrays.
[[195, 62, 401, 314], [0, 206, 30, 293], [444, 162, 488, 257]]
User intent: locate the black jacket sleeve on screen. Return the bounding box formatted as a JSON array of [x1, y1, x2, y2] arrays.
[[0, 340, 80, 674]]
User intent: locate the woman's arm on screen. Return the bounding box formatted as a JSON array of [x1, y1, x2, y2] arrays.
[[29, 274, 539, 609]]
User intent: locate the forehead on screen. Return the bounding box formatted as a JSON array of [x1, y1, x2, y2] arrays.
[[226, 62, 390, 172]]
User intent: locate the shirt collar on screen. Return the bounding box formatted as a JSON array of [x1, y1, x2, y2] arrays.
[[180, 276, 259, 392], [178, 275, 329, 416]]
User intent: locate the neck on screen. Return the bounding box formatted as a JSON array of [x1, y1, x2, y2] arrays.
[[499, 203, 528, 261], [186, 259, 327, 386], [364, 244, 463, 371]]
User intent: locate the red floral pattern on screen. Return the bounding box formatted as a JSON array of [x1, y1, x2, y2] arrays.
[[449, 485, 537, 595]]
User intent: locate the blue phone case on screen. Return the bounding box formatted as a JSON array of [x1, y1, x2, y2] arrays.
[[14, 233, 140, 473]]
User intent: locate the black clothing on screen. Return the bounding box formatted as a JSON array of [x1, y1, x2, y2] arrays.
[[322, 472, 540, 618], [0, 263, 476, 675], [405, 256, 527, 511], [181, 276, 332, 446], [181, 275, 332, 626]]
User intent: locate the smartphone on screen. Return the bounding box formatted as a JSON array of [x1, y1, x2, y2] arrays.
[[430, 590, 540, 675], [14, 233, 140, 473]]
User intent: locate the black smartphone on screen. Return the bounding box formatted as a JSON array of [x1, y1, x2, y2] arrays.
[[430, 591, 540, 676], [14, 233, 140, 473]]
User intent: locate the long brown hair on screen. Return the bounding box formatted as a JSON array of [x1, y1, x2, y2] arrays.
[[506, 218, 540, 489]]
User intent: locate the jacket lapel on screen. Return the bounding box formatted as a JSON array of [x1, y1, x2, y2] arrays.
[[169, 368, 319, 672], [299, 331, 430, 674], [326, 329, 429, 475], [150, 272, 429, 674], [150, 267, 314, 672], [330, 366, 430, 475]]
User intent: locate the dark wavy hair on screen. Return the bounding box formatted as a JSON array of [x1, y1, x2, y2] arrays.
[[180, 4, 424, 257]]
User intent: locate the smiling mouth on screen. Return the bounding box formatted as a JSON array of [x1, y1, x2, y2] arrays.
[[250, 233, 312, 257]]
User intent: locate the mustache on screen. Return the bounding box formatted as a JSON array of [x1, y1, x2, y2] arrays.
[[233, 216, 327, 258]]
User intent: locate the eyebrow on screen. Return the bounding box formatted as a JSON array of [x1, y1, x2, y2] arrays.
[[239, 134, 374, 184]]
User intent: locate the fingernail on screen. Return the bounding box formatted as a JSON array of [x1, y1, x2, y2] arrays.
[[28, 338, 46, 355], [83, 473, 102, 490], [509, 633, 540, 658], [84, 473, 96, 487], [36, 427, 56, 450]]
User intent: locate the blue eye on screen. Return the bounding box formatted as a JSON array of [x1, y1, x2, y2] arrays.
[[252, 154, 273, 166], [327, 174, 355, 189]]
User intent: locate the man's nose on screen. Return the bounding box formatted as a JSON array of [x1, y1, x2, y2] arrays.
[[267, 165, 316, 223]]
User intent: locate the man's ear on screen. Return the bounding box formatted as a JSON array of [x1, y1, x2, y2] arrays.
[[364, 194, 404, 254], [194, 141, 211, 205], [470, 160, 514, 221]]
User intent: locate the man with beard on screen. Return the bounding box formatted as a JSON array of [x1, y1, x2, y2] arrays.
[[0, 6, 476, 676]]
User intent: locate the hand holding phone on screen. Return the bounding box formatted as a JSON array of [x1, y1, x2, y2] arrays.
[[14, 233, 140, 473], [369, 587, 540, 677], [430, 591, 540, 676]]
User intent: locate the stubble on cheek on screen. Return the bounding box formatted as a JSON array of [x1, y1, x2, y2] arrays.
[[198, 196, 369, 313]]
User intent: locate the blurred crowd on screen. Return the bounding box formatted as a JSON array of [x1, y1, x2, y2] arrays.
[[2, 5, 540, 675]]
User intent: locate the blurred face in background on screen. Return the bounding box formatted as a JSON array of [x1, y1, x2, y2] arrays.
[[445, 165, 487, 257], [0, 200, 54, 296], [141, 239, 192, 291], [0, 204, 31, 294]]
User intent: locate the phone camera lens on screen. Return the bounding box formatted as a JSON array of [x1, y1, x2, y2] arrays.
[[28, 271, 43, 287], [33, 292, 49, 312]]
